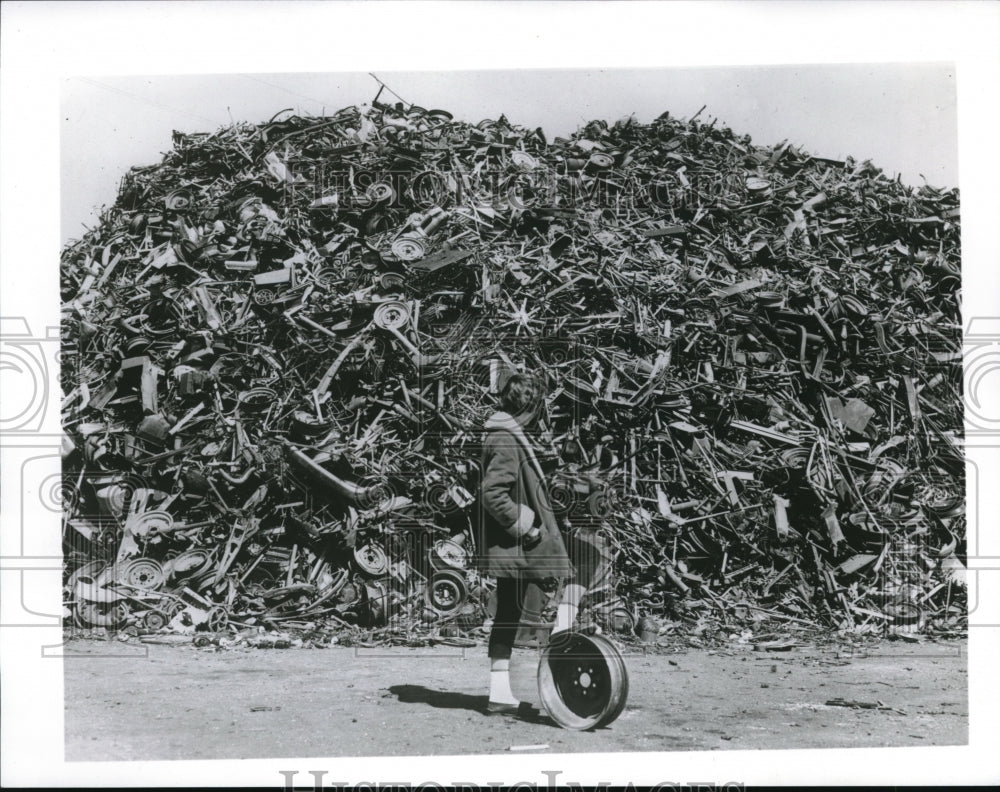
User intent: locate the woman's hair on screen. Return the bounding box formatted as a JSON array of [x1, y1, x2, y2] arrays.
[[499, 372, 544, 417]]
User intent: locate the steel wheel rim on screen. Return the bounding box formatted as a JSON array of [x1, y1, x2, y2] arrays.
[[538, 632, 628, 730], [354, 542, 389, 576], [120, 558, 165, 589], [425, 569, 468, 615], [372, 301, 411, 330]]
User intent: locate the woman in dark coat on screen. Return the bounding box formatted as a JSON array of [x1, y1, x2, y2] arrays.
[[476, 372, 572, 713]]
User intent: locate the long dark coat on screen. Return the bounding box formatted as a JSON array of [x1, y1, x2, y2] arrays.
[[475, 423, 573, 580]]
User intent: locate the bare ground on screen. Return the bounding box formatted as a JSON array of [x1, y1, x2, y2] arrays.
[[63, 636, 967, 761]]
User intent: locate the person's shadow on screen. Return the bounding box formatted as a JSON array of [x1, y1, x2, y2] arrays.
[[387, 685, 552, 724]]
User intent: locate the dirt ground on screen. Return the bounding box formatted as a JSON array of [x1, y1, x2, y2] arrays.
[[63, 636, 966, 761]]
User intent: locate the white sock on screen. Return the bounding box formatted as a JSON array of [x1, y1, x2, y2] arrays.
[[552, 584, 585, 633], [553, 602, 578, 634], [489, 660, 519, 705]]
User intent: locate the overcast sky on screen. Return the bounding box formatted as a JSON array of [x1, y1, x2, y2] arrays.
[[61, 64, 957, 243]]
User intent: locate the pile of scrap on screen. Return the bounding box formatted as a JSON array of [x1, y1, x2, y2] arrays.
[[60, 100, 965, 645]]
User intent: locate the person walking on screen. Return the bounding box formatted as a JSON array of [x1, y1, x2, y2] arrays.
[[476, 372, 573, 714]]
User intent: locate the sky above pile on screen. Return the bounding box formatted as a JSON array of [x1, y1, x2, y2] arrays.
[[61, 64, 957, 244]]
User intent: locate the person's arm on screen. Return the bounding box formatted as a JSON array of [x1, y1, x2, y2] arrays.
[[482, 433, 535, 539]]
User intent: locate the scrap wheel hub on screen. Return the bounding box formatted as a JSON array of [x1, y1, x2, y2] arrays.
[[538, 632, 629, 731], [354, 543, 389, 577], [561, 661, 603, 714], [143, 610, 168, 631], [425, 569, 468, 615], [120, 558, 165, 590], [372, 301, 411, 331]]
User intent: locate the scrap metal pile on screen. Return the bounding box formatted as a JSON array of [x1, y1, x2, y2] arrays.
[[60, 100, 965, 645]]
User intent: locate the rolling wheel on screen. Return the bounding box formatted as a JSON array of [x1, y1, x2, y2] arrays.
[[537, 631, 629, 730]]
